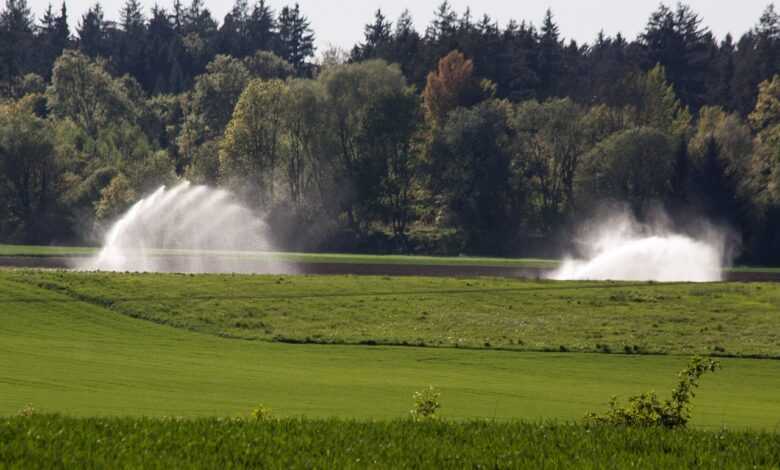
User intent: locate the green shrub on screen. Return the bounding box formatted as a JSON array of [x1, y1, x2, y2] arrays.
[[584, 356, 720, 428], [410, 386, 441, 421], [16, 404, 37, 417], [251, 404, 273, 422]]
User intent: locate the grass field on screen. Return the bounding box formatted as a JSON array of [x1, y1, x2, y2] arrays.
[[0, 243, 558, 268], [7, 270, 780, 357], [3, 417, 780, 468], [4, 243, 780, 275], [2, 272, 780, 428]]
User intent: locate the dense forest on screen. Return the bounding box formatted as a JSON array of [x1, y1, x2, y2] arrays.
[[1, 0, 780, 262]]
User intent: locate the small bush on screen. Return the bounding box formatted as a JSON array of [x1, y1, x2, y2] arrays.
[[17, 404, 37, 417], [584, 356, 720, 428], [410, 386, 441, 422], [251, 404, 274, 422]]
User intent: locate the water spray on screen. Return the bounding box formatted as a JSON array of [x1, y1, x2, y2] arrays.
[[549, 213, 725, 282], [80, 181, 280, 273]]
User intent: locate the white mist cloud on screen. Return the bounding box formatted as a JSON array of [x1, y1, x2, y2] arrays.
[[80, 181, 286, 273], [550, 211, 726, 282]]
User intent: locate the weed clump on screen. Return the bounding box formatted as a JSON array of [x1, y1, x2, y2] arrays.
[[16, 404, 37, 417], [410, 386, 441, 422], [584, 356, 720, 428], [251, 404, 274, 422]]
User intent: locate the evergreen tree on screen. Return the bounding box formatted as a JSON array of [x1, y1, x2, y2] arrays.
[[640, 3, 714, 110], [1, 0, 33, 33], [706, 34, 736, 110], [736, 5, 780, 113], [180, 0, 218, 79], [354, 9, 391, 60], [172, 0, 184, 31], [500, 20, 540, 101], [117, 0, 147, 79], [276, 3, 314, 75], [537, 8, 563, 99], [386, 9, 421, 84], [218, 0, 249, 57], [183, 0, 216, 36], [0, 0, 35, 89], [426, 1, 457, 41], [77, 2, 107, 58], [40, 3, 56, 34], [54, 2, 70, 49], [120, 0, 144, 33], [145, 4, 176, 92], [247, 0, 275, 51], [36, 3, 69, 77]]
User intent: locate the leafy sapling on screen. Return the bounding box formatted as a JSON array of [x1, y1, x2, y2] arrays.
[[584, 356, 720, 428], [410, 386, 441, 422]]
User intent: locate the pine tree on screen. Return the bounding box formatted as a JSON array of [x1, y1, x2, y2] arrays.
[[276, 3, 313, 74], [390, 9, 421, 83], [219, 0, 249, 57], [0, 0, 35, 86], [35, 2, 68, 78], [172, 0, 184, 31], [426, 1, 457, 41], [641, 3, 713, 110], [1, 0, 34, 34], [77, 3, 106, 57], [756, 4, 780, 39], [117, 0, 146, 79], [538, 8, 563, 99], [247, 0, 275, 51], [754, 5, 780, 87], [355, 9, 391, 60], [54, 2, 69, 48], [499, 20, 539, 101], [41, 4, 56, 34], [184, 0, 217, 36], [120, 0, 144, 33], [146, 4, 176, 92]]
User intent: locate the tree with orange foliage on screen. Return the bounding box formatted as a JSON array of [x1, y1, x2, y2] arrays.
[[422, 50, 482, 127]]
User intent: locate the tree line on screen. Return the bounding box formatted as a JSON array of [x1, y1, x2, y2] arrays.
[[1, 0, 780, 263]]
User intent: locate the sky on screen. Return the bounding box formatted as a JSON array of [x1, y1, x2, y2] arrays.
[[27, 0, 772, 54]]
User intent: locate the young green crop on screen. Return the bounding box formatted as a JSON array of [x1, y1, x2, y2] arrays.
[[2, 416, 780, 469]]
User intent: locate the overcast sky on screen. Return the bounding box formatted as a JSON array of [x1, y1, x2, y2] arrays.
[[27, 0, 772, 53]]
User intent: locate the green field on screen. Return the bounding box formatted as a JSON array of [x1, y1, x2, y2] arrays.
[[3, 417, 780, 469], [4, 243, 780, 276], [2, 271, 780, 429], [8, 270, 780, 356], [0, 243, 558, 268]]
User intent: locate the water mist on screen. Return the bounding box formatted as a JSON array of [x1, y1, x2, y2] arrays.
[[80, 181, 284, 273], [549, 212, 726, 282]]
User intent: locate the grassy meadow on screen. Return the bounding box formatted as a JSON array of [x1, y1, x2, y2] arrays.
[[7, 270, 780, 357], [3, 268, 780, 466], [1, 271, 780, 429]]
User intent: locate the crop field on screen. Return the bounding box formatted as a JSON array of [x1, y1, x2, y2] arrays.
[[2, 269, 780, 466], [3, 417, 780, 469]]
